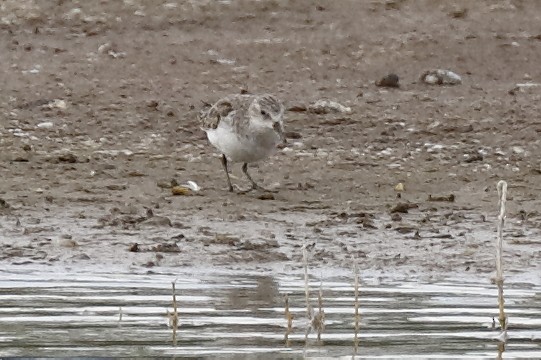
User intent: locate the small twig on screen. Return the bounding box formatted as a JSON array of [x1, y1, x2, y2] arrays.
[[353, 261, 360, 354], [312, 283, 325, 343], [284, 294, 293, 346], [302, 241, 313, 345], [495, 180, 508, 332], [167, 279, 180, 346], [497, 341, 505, 360], [303, 243, 312, 320]]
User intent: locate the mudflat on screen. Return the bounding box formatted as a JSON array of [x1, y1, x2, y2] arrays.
[[1, 0, 540, 281]]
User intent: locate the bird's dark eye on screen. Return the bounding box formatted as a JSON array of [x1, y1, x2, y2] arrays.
[[260, 110, 268, 116]]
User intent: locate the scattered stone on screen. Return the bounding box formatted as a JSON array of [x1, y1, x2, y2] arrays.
[[97, 213, 147, 228], [170, 233, 185, 241], [238, 238, 280, 250], [390, 202, 418, 214], [94, 149, 134, 157], [320, 117, 354, 126], [431, 233, 454, 239], [308, 100, 352, 114], [71, 253, 91, 260], [147, 100, 159, 109], [13, 155, 29, 162], [152, 242, 181, 253], [164, 106, 176, 117], [512, 146, 525, 155], [105, 184, 127, 191], [31, 251, 48, 260], [98, 42, 126, 58], [297, 182, 315, 190], [421, 69, 462, 85], [359, 217, 377, 229], [394, 182, 405, 192], [58, 238, 78, 248], [463, 153, 483, 163], [0, 198, 10, 209], [284, 130, 302, 139], [12, 261, 34, 266], [45, 99, 67, 110], [376, 73, 400, 88], [213, 234, 241, 246], [64, 7, 83, 21], [157, 178, 179, 189], [36, 121, 54, 129], [258, 193, 275, 200], [141, 216, 172, 227], [428, 194, 455, 202], [58, 152, 78, 163], [287, 105, 307, 112], [449, 8, 468, 18], [17, 99, 52, 109], [391, 213, 402, 221], [395, 226, 418, 234], [128, 170, 146, 177]]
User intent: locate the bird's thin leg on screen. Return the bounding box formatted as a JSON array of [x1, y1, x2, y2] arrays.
[[242, 163, 264, 191], [221, 154, 234, 192]]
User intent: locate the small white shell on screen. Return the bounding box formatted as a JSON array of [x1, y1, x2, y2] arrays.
[[186, 181, 201, 192]]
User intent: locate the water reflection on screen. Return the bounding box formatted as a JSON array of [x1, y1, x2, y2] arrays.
[[0, 268, 539, 358], [223, 276, 280, 310]]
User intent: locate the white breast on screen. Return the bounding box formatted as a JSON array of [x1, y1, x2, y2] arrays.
[[205, 122, 280, 163]]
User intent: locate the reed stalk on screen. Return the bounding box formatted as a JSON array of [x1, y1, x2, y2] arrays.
[[303, 243, 312, 320], [284, 294, 293, 346], [168, 280, 179, 346], [312, 284, 325, 342], [353, 261, 360, 354], [302, 242, 313, 345], [495, 180, 508, 332], [118, 306, 123, 327]]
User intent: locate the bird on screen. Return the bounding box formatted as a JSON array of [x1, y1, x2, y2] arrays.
[[199, 93, 286, 192]]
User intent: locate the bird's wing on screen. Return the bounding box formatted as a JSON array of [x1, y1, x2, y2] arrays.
[[199, 98, 234, 130]]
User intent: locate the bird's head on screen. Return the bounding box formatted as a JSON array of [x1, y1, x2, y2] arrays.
[[248, 94, 285, 143]]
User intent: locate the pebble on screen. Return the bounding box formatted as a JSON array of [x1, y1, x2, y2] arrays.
[[512, 146, 525, 154], [58, 238, 79, 248], [376, 73, 400, 88], [58, 152, 78, 163], [308, 100, 352, 114], [141, 216, 172, 227], [421, 69, 462, 85], [36, 121, 54, 129]]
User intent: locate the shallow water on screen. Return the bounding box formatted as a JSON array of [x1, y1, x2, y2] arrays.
[[0, 267, 539, 359]]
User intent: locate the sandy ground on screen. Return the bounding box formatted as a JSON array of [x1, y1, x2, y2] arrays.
[[1, 0, 540, 281]]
